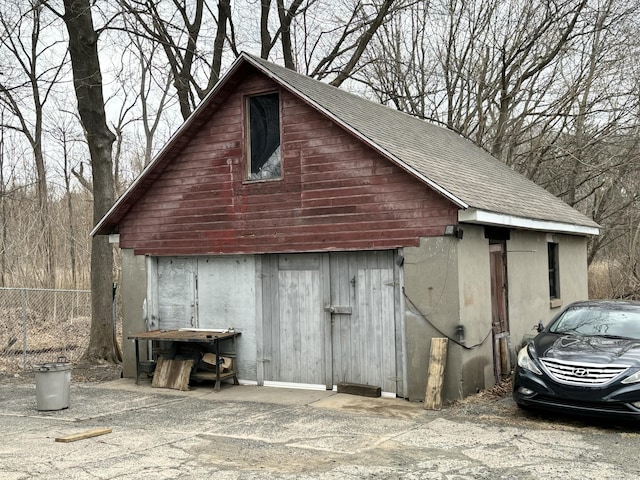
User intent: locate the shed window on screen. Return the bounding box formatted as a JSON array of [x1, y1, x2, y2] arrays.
[[548, 242, 560, 299], [247, 93, 281, 180]]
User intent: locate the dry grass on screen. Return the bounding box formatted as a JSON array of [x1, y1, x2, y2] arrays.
[[0, 307, 90, 369], [0, 359, 122, 385]]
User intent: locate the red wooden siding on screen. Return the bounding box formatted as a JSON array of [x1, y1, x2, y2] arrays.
[[118, 69, 459, 256]]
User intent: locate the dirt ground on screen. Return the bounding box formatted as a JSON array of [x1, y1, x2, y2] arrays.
[[0, 360, 123, 385]]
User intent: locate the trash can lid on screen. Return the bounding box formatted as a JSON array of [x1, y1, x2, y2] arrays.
[[34, 362, 72, 372]]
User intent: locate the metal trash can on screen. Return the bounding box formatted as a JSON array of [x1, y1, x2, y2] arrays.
[[34, 358, 71, 411]]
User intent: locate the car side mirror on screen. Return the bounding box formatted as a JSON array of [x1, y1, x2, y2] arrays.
[[536, 320, 544, 333]]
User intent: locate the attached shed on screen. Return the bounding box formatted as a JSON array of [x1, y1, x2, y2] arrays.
[[93, 53, 599, 402]]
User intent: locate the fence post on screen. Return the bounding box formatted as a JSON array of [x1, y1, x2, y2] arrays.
[[112, 282, 117, 340], [21, 288, 27, 371]]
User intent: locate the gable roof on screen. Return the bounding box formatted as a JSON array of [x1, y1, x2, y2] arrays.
[[92, 52, 599, 237]]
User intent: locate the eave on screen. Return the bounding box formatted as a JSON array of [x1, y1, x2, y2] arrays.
[[458, 209, 600, 236]]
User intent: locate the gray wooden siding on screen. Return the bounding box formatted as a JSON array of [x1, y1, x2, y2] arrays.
[[157, 257, 195, 330], [151, 251, 400, 392], [152, 256, 258, 381], [196, 256, 257, 380]]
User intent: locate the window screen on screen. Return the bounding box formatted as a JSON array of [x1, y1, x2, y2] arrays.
[[248, 93, 281, 180]]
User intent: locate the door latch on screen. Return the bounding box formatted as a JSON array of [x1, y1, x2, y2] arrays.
[[324, 306, 352, 315]]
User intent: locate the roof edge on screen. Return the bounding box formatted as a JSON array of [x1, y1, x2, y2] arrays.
[[458, 209, 600, 236], [91, 55, 251, 237]]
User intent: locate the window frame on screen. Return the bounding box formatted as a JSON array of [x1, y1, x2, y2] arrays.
[[548, 242, 560, 300], [245, 91, 282, 182]]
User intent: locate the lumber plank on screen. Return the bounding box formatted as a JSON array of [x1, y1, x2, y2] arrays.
[[152, 357, 194, 390], [55, 428, 112, 443], [424, 338, 448, 410], [337, 382, 381, 398]]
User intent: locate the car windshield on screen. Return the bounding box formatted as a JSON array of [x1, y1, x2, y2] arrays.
[[549, 305, 640, 340]]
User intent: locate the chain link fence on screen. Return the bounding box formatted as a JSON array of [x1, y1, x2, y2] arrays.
[[0, 288, 92, 372]]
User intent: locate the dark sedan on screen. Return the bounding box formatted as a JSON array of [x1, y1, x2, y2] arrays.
[[513, 300, 640, 420]]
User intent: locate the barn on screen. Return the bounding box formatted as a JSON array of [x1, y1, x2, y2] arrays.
[[93, 52, 599, 402]]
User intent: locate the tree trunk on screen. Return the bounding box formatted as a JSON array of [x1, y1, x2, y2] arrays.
[[63, 0, 120, 363], [0, 118, 5, 287]]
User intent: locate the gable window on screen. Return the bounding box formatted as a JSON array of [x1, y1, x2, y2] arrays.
[[548, 242, 560, 299], [247, 92, 281, 180]]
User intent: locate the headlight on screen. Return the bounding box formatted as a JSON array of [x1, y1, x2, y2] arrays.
[[622, 370, 640, 385], [517, 346, 542, 375]]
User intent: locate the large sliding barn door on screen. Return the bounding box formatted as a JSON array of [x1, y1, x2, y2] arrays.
[[262, 251, 398, 393]]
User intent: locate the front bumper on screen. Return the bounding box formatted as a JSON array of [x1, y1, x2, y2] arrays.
[[513, 367, 640, 420]]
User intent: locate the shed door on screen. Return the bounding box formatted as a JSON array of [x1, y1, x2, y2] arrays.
[[330, 251, 397, 393], [263, 251, 397, 393], [489, 242, 510, 380], [196, 256, 257, 379], [263, 254, 326, 385]]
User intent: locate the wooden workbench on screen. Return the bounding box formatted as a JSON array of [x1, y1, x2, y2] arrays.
[[128, 329, 240, 391]]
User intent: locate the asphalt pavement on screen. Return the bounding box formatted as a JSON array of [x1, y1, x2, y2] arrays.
[[1, 376, 640, 479]]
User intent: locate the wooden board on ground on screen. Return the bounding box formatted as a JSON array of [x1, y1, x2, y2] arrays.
[[151, 357, 194, 390], [55, 428, 112, 443], [424, 338, 448, 410], [337, 382, 381, 398]]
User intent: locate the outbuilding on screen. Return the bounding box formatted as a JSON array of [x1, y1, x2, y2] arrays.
[[93, 53, 599, 402]]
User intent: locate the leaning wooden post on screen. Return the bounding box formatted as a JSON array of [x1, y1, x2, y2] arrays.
[[424, 338, 448, 410]]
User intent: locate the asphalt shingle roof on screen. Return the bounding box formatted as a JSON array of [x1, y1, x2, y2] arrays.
[[245, 53, 599, 232]]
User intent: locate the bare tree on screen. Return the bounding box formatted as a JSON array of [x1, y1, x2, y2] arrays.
[[58, 0, 120, 362], [49, 113, 87, 289], [118, 0, 232, 120], [363, 0, 640, 267], [302, 0, 407, 83], [0, 0, 67, 287], [124, 23, 174, 168], [0, 108, 9, 287]]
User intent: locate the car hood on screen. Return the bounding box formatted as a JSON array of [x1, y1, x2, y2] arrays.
[[533, 333, 640, 366]]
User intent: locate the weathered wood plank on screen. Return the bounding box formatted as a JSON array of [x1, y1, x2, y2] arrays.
[[424, 338, 448, 410], [55, 428, 112, 443], [337, 382, 381, 398], [117, 76, 458, 255], [151, 357, 194, 391]]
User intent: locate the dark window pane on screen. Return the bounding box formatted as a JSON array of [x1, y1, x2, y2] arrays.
[[249, 93, 281, 180], [548, 243, 559, 298]]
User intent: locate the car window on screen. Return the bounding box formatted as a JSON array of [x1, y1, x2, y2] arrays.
[[550, 306, 640, 339]]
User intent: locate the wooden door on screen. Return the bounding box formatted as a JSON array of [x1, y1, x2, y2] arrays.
[[262, 254, 326, 385], [262, 251, 398, 392], [489, 242, 510, 380], [329, 251, 397, 393]]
